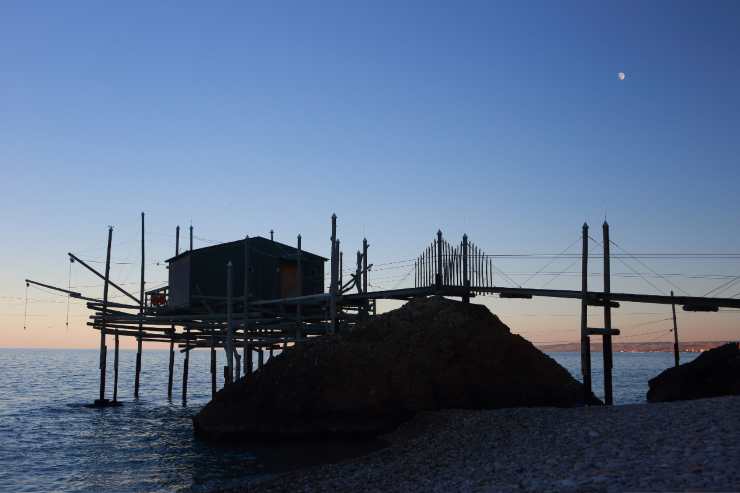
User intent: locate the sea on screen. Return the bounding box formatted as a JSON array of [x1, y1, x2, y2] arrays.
[[0, 348, 698, 492]]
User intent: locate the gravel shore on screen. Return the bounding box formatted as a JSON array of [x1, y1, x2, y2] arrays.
[[237, 396, 740, 492]]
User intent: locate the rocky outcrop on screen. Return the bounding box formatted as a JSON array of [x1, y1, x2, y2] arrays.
[[193, 297, 601, 441], [647, 342, 740, 402]]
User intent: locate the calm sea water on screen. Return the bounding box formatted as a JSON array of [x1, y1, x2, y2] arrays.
[[0, 348, 697, 492]]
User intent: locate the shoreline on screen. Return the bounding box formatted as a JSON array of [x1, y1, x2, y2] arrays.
[[220, 396, 740, 492]]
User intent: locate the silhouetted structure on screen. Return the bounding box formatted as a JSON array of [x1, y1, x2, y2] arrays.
[[24, 213, 740, 408]]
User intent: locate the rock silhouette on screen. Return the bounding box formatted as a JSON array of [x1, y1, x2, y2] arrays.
[[193, 296, 601, 441], [647, 342, 740, 402]]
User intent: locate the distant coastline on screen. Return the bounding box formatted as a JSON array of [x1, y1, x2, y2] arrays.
[[536, 340, 733, 353]]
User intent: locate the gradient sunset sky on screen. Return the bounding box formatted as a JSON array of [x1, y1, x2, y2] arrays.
[[1, 1, 739, 349]]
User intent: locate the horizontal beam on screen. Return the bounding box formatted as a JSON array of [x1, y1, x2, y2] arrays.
[[586, 327, 621, 336], [472, 286, 740, 309]]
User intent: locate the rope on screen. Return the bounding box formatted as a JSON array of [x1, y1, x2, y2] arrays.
[[540, 260, 578, 289], [609, 239, 691, 296], [589, 236, 666, 295], [521, 236, 580, 287], [702, 275, 740, 297]]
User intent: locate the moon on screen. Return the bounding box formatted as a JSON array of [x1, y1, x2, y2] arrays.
[[618, 72, 626, 81]]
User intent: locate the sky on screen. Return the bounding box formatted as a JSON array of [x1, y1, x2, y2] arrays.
[[1, 0, 739, 349]]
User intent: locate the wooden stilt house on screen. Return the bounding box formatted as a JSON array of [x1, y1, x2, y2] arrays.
[[166, 236, 326, 311]]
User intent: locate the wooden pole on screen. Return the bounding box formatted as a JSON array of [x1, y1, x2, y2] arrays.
[[189, 225, 193, 251], [113, 331, 119, 402], [671, 290, 680, 367], [436, 230, 443, 289], [134, 212, 144, 399], [167, 337, 174, 399], [246, 344, 253, 376], [602, 221, 614, 405], [329, 214, 338, 334], [243, 236, 251, 376], [296, 234, 303, 342], [226, 261, 234, 385], [210, 326, 216, 397], [356, 251, 362, 293], [580, 223, 592, 402], [339, 245, 343, 290], [180, 222, 187, 404], [362, 238, 368, 294], [182, 328, 189, 406], [96, 226, 113, 406], [462, 234, 470, 303]]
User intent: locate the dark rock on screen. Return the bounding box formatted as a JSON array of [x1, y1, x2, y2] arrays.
[[647, 342, 740, 403], [193, 296, 601, 441]]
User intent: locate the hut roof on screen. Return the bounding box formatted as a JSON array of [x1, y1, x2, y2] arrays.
[[165, 236, 328, 263]]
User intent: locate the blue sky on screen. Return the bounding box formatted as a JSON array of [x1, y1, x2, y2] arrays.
[[2, 1, 739, 347]]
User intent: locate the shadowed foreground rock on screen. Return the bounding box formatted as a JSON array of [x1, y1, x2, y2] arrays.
[[648, 341, 740, 402], [193, 297, 600, 441]]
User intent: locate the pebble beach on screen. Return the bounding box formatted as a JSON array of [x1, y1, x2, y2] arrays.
[[234, 396, 740, 493]]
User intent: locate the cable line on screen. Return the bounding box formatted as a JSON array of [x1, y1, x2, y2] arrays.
[[521, 236, 581, 287]]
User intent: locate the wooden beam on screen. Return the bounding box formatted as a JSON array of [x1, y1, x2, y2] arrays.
[[68, 253, 140, 305]]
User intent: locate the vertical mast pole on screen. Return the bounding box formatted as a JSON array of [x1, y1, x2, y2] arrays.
[[243, 235, 251, 376], [329, 214, 338, 334], [96, 226, 113, 405], [362, 238, 368, 294], [226, 261, 234, 384], [296, 235, 303, 342], [671, 290, 680, 367], [135, 212, 145, 399], [602, 221, 613, 405], [580, 223, 592, 402]]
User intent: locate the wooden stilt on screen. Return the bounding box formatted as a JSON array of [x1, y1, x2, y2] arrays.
[[671, 290, 680, 367], [210, 327, 216, 397], [580, 223, 592, 402], [96, 227, 113, 406], [135, 212, 145, 399], [113, 332, 119, 402], [362, 238, 368, 294], [602, 221, 614, 405], [296, 234, 303, 342], [243, 236, 251, 374], [246, 343, 253, 376], [225, 261, 234, 385], [182, 327, 189, 406], [329, 214, 338, 334], [167, 337, 174, 399], [258, 348, 264, 370]]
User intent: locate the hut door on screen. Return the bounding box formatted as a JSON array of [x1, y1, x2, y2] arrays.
[[280, 260, 299, 298]]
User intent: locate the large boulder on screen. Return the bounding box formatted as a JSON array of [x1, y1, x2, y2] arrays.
[[193, 296, 601, 441], [647, 342, 740, 403]]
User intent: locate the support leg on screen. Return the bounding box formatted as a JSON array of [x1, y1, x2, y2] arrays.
[[167, 338, 174, 399], [134, 336, 142, 399], [182, 330, 190, 406], [113, 333, 119, 403], [210, 338, 216, 398]]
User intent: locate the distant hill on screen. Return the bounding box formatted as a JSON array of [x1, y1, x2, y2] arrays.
[[536, 341, 735, 353]]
